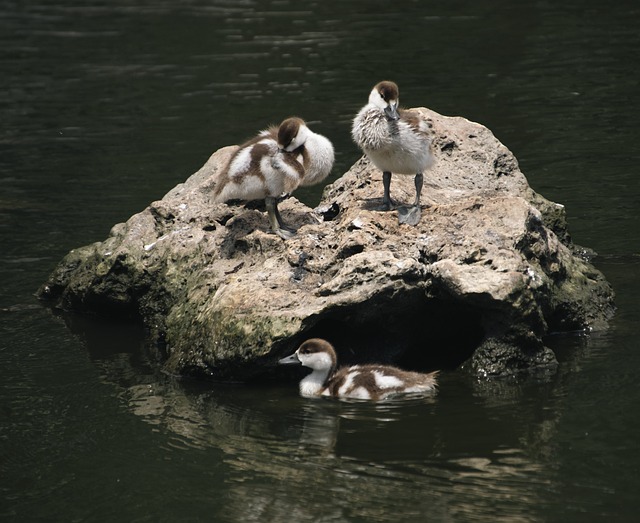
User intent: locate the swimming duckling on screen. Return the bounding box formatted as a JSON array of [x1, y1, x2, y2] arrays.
[[213, 117, 334, 239], [278, 338, 438, 401], [351, 81, 434, 225]]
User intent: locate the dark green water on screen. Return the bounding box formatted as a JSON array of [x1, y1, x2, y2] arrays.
[[2, 1, 640, 521]]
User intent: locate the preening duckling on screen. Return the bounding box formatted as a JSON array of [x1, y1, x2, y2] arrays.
[[213, 117, 334, 239]]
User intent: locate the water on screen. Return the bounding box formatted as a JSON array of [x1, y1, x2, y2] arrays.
[[2, 0, 640, 521]]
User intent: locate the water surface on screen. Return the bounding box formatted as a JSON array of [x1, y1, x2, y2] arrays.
[[2, 1, 640, 521]]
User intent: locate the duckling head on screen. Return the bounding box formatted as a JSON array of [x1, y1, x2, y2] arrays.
[[278, 338, 336, 372], [370, 80, 399, 121], [278, 117, 311, 152]]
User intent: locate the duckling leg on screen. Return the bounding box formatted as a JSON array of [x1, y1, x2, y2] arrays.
[[377, 171, 395, 211], [413, 172, 423, 207], [397, 173, 423, 226], [274, 197, 297, 234], [265, 196, 295, 240]]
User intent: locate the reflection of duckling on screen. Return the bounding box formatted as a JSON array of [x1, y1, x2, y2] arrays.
[[351, 81, 433, 225], [213, 117, 334, 239], [279, 338, 438, 401]]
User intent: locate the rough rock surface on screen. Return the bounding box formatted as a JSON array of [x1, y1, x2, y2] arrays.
[[38, 108, 615, 380]]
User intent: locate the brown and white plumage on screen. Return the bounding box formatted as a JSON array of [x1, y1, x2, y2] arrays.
[[351, 81, 433, 225], [279, 118, 335, 188], [278, 338, 438, 401], [213, 117, 334, 239]]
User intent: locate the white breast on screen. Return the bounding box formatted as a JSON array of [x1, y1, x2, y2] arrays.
[[299, 368, 330, 397], [352, 106, 432, 175]]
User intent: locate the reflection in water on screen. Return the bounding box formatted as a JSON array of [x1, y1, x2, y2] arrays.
[[66, 311, 565, 521]]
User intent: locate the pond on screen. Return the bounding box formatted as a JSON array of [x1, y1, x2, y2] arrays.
[[2, 1, 640, 521]]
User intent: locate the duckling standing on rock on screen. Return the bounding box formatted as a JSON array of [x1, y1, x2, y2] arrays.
[[213, 117, 334, 239], [351, 81, 434, 225], [279, 338, 438, 401]]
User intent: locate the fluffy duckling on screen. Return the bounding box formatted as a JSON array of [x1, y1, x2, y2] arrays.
[[279, 338, 438, 401], [351, 81, 434, 225], [213, 117, 334, 239]]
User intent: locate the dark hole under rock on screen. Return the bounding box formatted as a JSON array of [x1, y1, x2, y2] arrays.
[[289, 295, 484, 375]]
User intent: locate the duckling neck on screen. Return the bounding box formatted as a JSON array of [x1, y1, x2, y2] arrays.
[[299, 367, 333, 397]]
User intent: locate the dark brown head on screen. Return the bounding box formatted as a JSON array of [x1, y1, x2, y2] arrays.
[[277, 117, 309, 152], [278, 338, 337, 372], [369, 81, 400, 120], [375, 81, 399, 102]]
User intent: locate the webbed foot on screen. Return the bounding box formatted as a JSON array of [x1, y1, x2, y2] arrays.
[[374, 200, 396, 212], [271, 227, 296, 240]]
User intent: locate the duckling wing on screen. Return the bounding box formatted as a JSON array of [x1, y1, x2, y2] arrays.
[[213, 138, 284, 201], [325, 366, 368, 399], [218, 141, 305, 199], [270, 150, 305, 194], [354, 366, 438, 399]]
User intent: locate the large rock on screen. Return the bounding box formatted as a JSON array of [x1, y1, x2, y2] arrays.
[[38, 109, 614, 379]]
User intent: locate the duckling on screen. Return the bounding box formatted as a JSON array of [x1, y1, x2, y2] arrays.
[[278, 338, 438, 401], [213, 117, 334, 239], [351, 81, 434, 225]]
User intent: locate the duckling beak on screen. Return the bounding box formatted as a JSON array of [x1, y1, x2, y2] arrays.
[[278, 353, 301, 365], [384, 102, 399, 121]]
